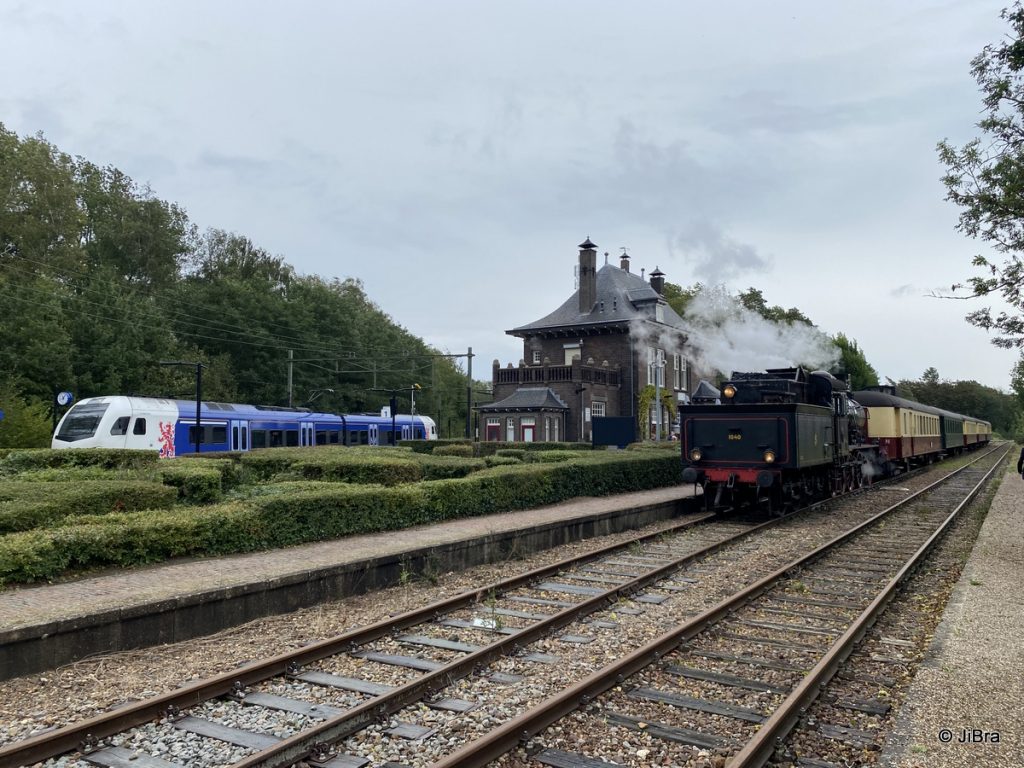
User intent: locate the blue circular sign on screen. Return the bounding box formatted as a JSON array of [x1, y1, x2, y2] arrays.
[[56, 391, 74, 406]]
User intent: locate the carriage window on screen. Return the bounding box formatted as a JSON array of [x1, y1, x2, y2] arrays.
[[251, 429, 266, 449], [357, 430, 369, 445], [110, 417, 130, 436], [133, 418, 147, 435], [187, 425, 228, 444], [316, 431, 327, 445], [269, 430, 283, 447], [329, 431, 339, 444], [285, 430, 299, 447]]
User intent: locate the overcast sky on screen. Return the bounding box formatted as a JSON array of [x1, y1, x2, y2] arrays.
[[2, 0, 1017, 390]]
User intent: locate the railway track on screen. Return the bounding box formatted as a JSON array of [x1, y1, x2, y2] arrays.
[[438, 443, 1008, 768], [0, 504, 771, 768], [0, 446, 1002, 768]]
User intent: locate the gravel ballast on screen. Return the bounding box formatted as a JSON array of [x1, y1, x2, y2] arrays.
[[878, 460, 1024, 768]]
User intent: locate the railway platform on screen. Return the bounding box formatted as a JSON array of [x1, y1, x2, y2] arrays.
[[879, 459, 1024, 767], [0, 485, 696, 681]]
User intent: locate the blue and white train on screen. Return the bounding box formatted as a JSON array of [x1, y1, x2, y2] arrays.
[[52, 396, 438, 456]]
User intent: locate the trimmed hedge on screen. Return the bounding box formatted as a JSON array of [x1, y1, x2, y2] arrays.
[[484, 455, 520, 468], [399, 438, 472, 454], [399, 440, 594, 457], [431, 444, 475, 458], [0, 448, 160, 473], [0, 450, 680, 584], [0, 480, 178, 533], [158, 465, 224, 503]]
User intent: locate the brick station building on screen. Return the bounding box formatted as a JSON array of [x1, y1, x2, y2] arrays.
[[479, 238, 704, 443]]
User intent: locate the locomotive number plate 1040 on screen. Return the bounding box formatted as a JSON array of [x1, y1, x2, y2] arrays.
[[728, 429, 742, 441]]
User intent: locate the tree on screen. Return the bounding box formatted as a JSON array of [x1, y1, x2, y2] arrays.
[[737, 287, 813, 325], [0, 378, 53, 448], [939, 3, 1024, 347], [831, 334, 880, 390], [661, 281, 703, 317]]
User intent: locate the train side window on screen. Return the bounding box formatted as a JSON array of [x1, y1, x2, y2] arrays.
[[133, 418, 147, 435], [251, 430, 266, 449], [316, 431, 327, 445], [212, 426, 227, 443], [110, 417, 130, 436], [285, 430, 299, 447]]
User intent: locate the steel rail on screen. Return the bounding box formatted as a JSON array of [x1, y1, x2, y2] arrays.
[[0, 506, 728, 768], [728, 442, 1010, 767], [224, 512, 789, 767], [429, 444, 1005, 768]]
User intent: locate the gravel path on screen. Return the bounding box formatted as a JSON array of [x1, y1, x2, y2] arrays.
[[877, 460, 1024, 768]]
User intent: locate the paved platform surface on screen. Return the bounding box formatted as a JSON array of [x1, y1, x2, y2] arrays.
[[0, 485, 693, 633], [879, 460, 1024, 767]]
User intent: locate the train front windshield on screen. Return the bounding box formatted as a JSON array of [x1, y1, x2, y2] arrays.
[[55, 402, 109, 442]]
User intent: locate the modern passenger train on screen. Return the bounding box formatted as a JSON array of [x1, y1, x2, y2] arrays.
[[679, 369, 991, 513], [52, 396, 438, 456]]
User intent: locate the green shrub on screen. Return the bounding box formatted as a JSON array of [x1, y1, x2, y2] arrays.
[[534, 450, 589, 463], [158, 465, 223, 503], [0, 480, 178, 533], [417, 455, 487, 479], [432, 444, 475, 458], [0, 448, 159, 473], [291, 454, 423, 485], [484, 455, 520, 467], [399, 439, 473, 454], [494, 448, 526, 459], [0, 450, 681, 584]]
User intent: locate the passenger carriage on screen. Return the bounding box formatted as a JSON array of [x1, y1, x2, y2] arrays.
[[52, 396, 437, 456], [851, 388, 945, 468]]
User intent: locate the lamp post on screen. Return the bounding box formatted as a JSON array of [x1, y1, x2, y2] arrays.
[[160, 361, 206, 454]]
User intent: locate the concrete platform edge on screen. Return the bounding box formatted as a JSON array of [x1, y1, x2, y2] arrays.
[[0, 496, 685, 681]]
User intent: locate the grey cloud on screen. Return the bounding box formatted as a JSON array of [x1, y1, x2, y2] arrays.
[[197, 151, 273, 183], [669, 221, 772, 284]]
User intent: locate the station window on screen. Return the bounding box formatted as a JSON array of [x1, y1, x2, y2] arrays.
[[532, 350, 541, 364], [592, 401, 606, 418]]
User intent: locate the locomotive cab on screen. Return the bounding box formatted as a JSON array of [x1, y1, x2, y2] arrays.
[[680, 367, 873, 514]]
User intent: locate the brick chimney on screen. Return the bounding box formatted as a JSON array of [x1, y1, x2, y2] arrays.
[[619, 249, 630, 272], [649, 266, 665, 295], [578, 237, 597, 313]]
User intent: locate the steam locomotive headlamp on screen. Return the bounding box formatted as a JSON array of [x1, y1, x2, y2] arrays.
[[763, 449, 776, 463], [723, 384, 736, 399], [689, 448, 703, 461]]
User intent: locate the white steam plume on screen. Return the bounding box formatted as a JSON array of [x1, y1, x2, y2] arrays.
[[662, 286, 839, 378]]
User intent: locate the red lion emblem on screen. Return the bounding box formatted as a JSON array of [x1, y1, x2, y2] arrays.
[[158, 421, 175, 458]]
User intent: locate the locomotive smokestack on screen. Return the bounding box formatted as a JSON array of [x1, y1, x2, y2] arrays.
[[578, 237, 597, 313], [650, 266, 665, 296]]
